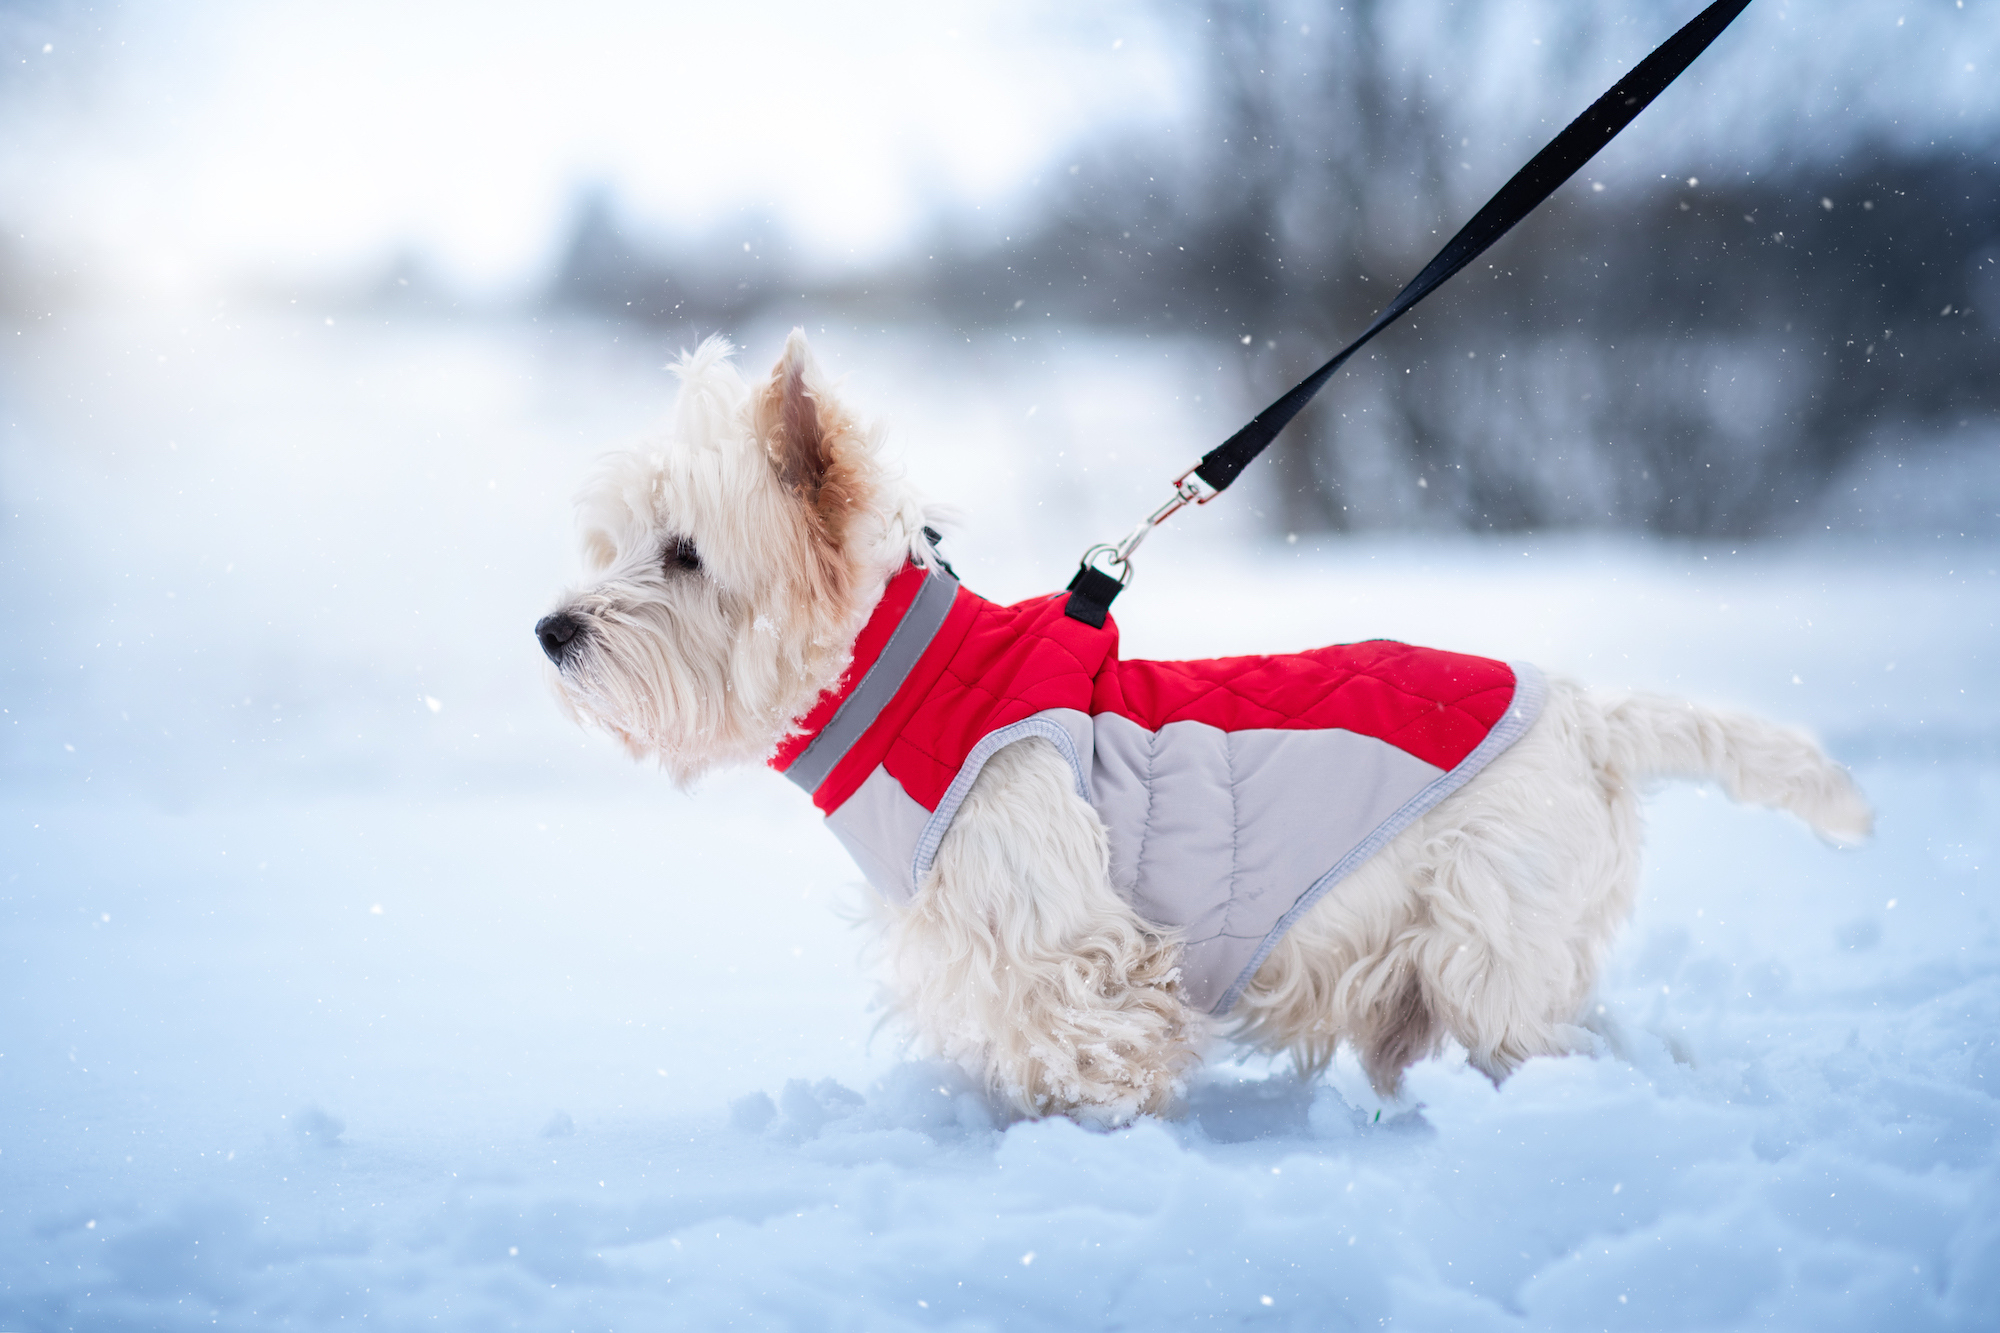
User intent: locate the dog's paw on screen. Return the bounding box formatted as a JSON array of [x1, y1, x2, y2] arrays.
[[1007, 1045, 1187, 1128]]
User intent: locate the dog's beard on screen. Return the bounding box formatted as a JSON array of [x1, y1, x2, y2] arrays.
[[549, 581, 745, 783], [546, 576, 830, 786]]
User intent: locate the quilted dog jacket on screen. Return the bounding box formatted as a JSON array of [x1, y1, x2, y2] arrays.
[[770, 558, 1545, 1014]]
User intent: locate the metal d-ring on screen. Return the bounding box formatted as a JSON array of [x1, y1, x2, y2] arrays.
[[1078, 541, 1135, 586]]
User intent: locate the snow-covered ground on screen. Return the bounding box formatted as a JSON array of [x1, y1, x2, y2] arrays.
[[2, 306, 1995, 1330]]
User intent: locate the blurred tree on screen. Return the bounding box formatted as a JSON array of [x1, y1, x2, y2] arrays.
[[1011, 0, 2000, 537], [549, 0, 2000, 537]]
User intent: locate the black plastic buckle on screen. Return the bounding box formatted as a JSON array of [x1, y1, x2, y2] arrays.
[[921, 525, 956, 579]]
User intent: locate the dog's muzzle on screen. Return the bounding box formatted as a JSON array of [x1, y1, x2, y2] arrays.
[[535, 611, 585, 665]]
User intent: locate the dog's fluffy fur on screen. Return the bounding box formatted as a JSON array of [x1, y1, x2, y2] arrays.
[[539, 332, 1872, 1126]]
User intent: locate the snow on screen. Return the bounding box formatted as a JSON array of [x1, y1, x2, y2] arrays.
[[2, 308, 1996, 1330]]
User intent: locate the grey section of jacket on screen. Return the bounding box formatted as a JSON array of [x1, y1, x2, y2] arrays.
[[824, 664, 1547, 1014], [1088, 714, 1447, 1010]]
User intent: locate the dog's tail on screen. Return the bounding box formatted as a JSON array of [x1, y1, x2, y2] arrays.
[[1595, 693, 1873, 845]]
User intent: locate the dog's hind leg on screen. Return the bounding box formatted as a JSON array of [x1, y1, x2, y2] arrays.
[[1347, 829, 1594, 1096], [1395, 688, 1637, 1088], [1357, 964, 1441, 1095], [885, 736, 1197, 1127], [1407, 829, 1601, 1088]]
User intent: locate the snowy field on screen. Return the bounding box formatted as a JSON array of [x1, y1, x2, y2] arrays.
[[2, 306, 1996, 1331]]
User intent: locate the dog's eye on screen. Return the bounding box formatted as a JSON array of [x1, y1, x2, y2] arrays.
[[663, 536, 702, 574]]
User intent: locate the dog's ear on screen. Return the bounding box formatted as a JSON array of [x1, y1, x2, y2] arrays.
[[754, 329, 865, 610], [756, 329, 844, 513]]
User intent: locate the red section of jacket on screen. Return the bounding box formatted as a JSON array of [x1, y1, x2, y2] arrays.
[[778, 579, 1518, 817]]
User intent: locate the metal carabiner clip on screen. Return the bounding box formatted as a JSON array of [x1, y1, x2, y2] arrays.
[[1090, 466, 1220, 584], [1062, 467, 1219, 626]]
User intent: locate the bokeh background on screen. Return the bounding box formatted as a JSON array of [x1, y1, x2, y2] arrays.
[[3, 2, 1996, 1329], [8, 0, 1997, 542]]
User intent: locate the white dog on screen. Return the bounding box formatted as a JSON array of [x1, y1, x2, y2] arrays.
[[536, 332, 1871, 1127]]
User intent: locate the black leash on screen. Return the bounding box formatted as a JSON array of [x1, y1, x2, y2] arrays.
[[1065, 0, 1755, 628]]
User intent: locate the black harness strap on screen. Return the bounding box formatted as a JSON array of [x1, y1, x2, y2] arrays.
[[1064, 0, 1755, 626]]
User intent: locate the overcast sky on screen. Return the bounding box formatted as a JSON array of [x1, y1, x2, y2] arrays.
[[2, 0, 1991, 303], [0, 0, 1178, 298]]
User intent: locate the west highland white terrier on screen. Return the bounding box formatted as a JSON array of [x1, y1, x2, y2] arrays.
[[535, 331, 1871, 1126]]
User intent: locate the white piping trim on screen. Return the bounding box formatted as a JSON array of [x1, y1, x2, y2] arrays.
[[910, 715, 1091, 890]]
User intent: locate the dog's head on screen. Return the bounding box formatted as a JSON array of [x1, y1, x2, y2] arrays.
[[536, 330, 914, 782]]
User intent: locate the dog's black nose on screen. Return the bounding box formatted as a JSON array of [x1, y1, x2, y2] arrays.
[[536, 612, 584, 664]]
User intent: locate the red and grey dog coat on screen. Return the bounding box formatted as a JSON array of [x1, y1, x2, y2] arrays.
[[771, 558, 1545, 1015]]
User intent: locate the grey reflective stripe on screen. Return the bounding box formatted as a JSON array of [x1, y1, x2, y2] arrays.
[[1207, 661, 1548, 1015], [783, 564, 960, 794]]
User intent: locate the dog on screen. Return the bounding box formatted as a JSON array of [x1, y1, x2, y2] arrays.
[[535, 331, 1871, 1127]]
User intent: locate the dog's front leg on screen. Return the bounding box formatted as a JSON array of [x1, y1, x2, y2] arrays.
[[887, 736, 1196, 1126]]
